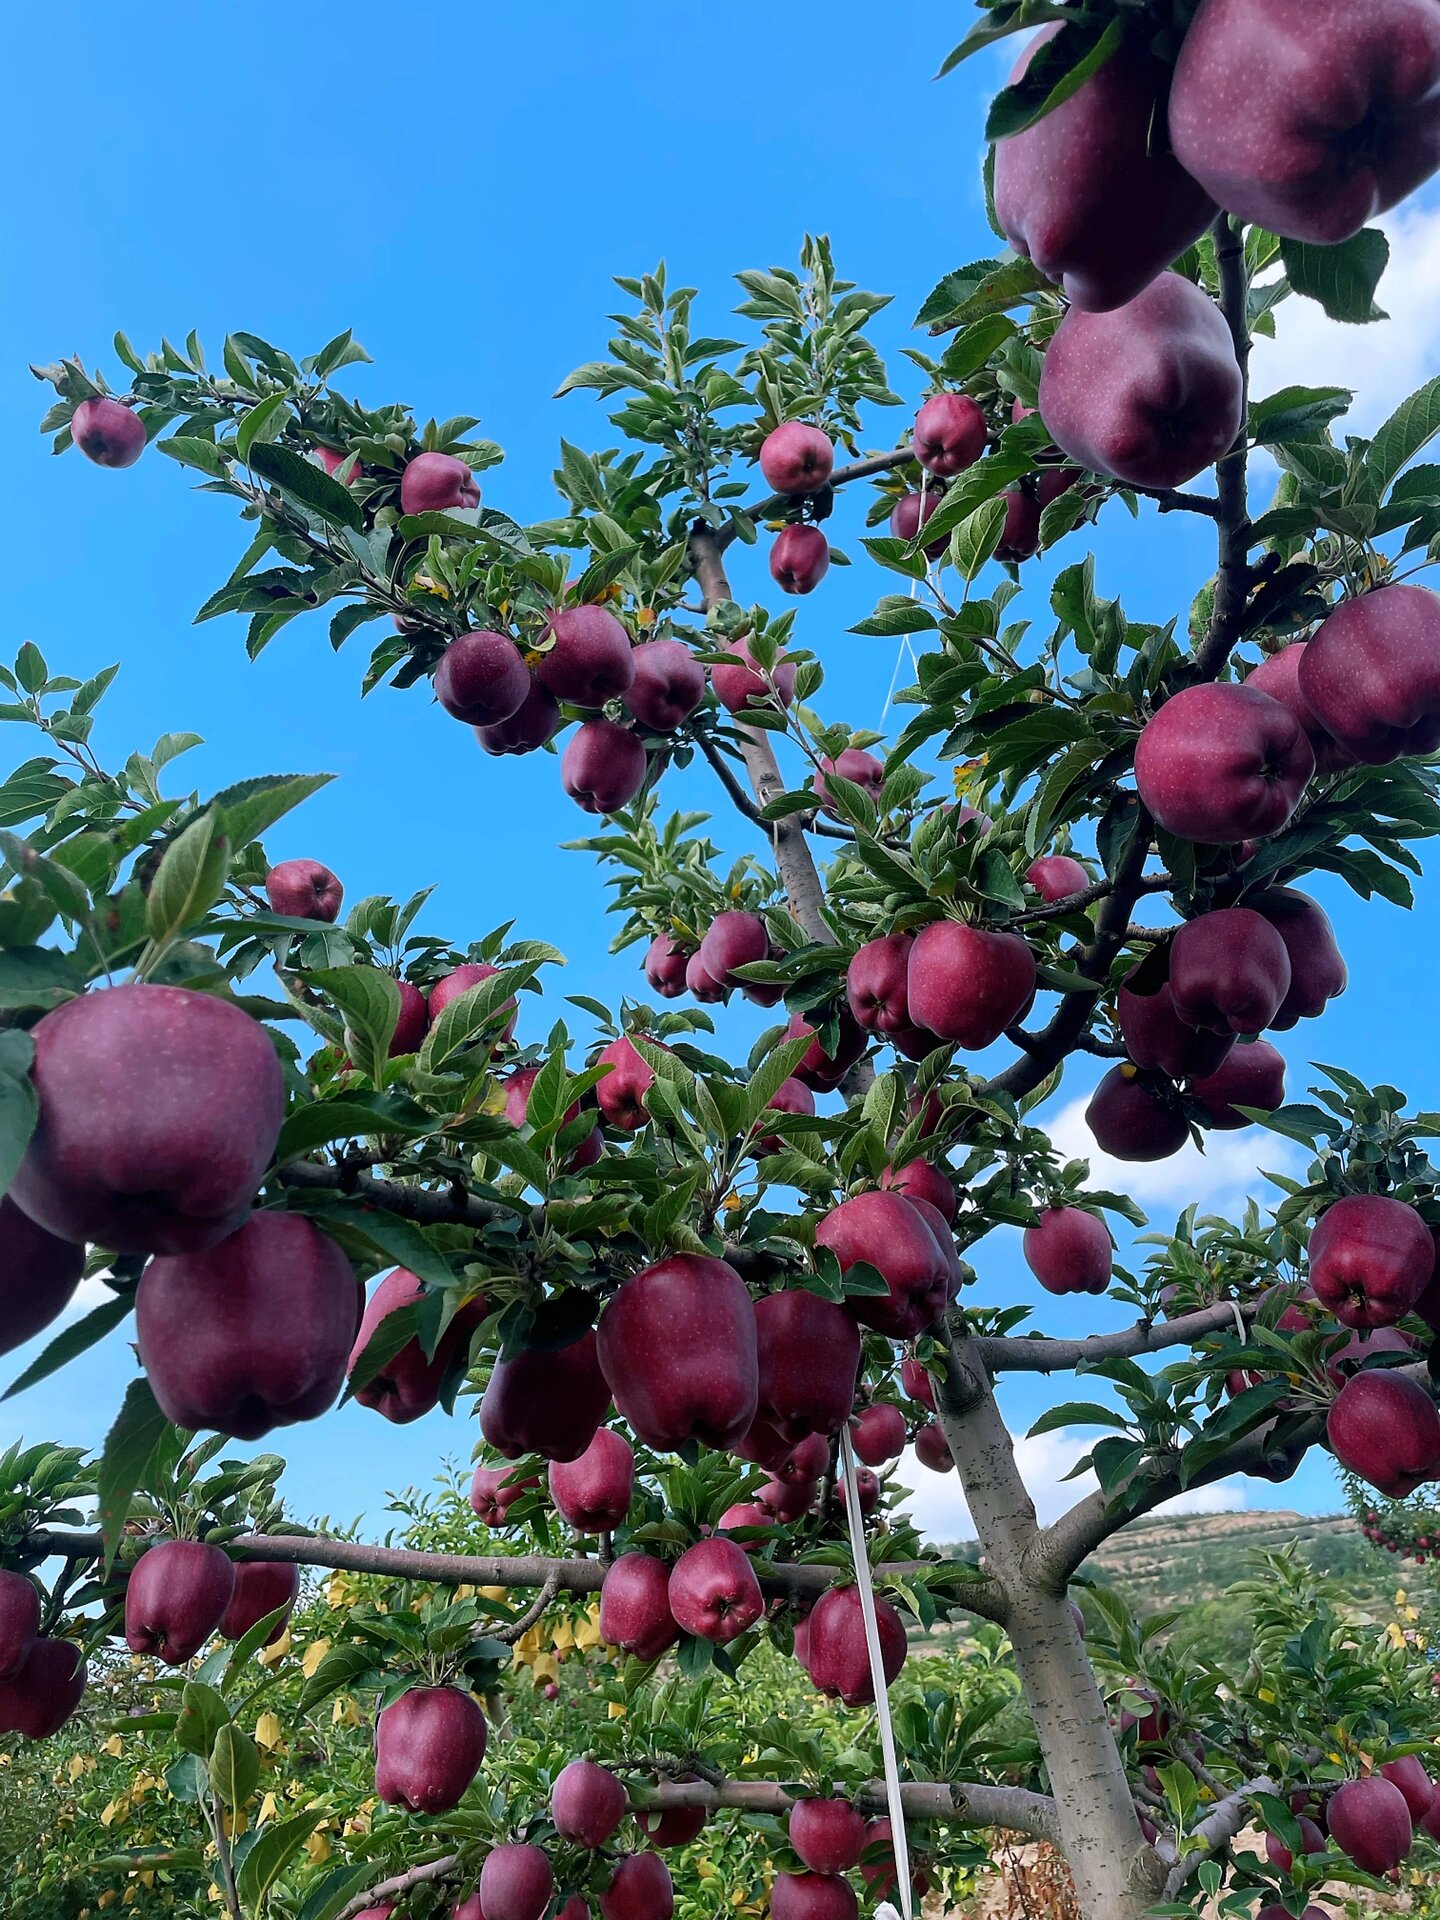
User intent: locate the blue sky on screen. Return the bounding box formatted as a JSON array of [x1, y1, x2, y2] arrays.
[[4, 0, 1440, 1543]]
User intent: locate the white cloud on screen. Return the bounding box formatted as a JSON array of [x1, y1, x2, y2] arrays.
[[1045, 1094, 1302, 1220]]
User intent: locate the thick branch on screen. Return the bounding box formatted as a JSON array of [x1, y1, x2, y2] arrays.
[[274, 1159, 524, 1229], [720, 449, 910, 551], [973, 1298, 1264, 1377], [1193, 215, 1252, 679], [1161, 1778, 1275, 1901], [337, 1852, 461, 1920]]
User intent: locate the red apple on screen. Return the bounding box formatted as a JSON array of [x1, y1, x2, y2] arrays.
[[771, 525, 830, 595], [789, 1798, 867, 1875], [553, 1758, 629, 1848], [1325, 1324, 1416, 1386], [625, 639, 705, 732], [1265, 1816, 1325, 1870], [847, 934, 914, 1034], [1168, 908, 1293, 1036], [698, 911, 770, 991], [710, 640, 797, 714], [754, 1075, 816, 1154], [350, 1269, 485, 1424], [1026, 854, 1089, 902], [1024, 1208, 1112, 1297], [859, 1818, 929, 1903], [1297, 584, 1440, 765], [1328, 1370, 1440, 1496], [879, 1159, 957, 1224], [1246, 643, 1354, 774], [469, 1463, 538, 1526], [315, 445, 362, 484], [667, 1537, 764, 1643], [777, 1430, 831, 1484], [264, 857, 343, 922], [815, 1191, 951, 1339], [601, 1854, 673, 1920], [771, 1873, 857, 1920], [549, 1427, 634, 1532], [760, 423, 835, 495], [1117, 974, 1235, 1082], [754, 1289, 861, 1441], [786, 1009, 867, 1093], [561, 719, 647, 814], [756, 1476, 818, 1523], [1310, 1195, 1435, 1329], [71, 395, 147, 467], [595, 1035, 664, 1131], [1381, 1755, 1435, 1821], [385, 978, 430, 1056], [476, 676, 560, 755], [12, 984, 284, 1257], [1325, 1774, 1415, 1876], [1189, 1039, 1286, 1129], [815, 749, 883, 814], [480, 1328, 611, 1462], [644, 933, 693, 998], [806, 1584, 906, 1705], [435, 631, 531, 727], [914, 1421, 954, 1473], [0, 1636, 86, 1739], [1086, 1066, 1189, 1161], [137, 1212, 360, 1440], [539, 605, 635, 707], [718, 1500, 774, 1544], [598, 1553, 678, 1661], [1135, 683, 1314, 845], [1252, 888, 1347, 1029], [907, 921, 1037, 1050], [900, 1358, 935, 1410], [996, 489, 1041, 563], [125, 1540, 234, 1665], [686, 950, 726, 1003], [851, 1402, 906, 1465], [218, 1561, 300, 1645], [504, 1064, 601, 1171], [0, 1572, 39, 1682], [598, 1254, 758, 1449], [1169, 0, 1440, 246], [479, 1844, 553, 1920], [0, 1195, 86, 1356], [376, 1685, 486, 1814], [889, 491, 946, 559], [912, 393, 987, 477], [1038, 272, 1245, 490], [400, 451, 480, 514]]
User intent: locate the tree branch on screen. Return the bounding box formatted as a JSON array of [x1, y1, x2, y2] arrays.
[[972, 1297, 1269, 1377], [274, 1159, 525, 1230], [719, 449, 910, 552], [1193, 214, 1252, 680], [1161, 1778, 1275, 1902]]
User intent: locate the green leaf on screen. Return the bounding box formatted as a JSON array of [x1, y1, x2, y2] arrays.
[[305, 966, 401, 1080], [248, 442, 364, 532], [1281, 229, 1390, 324], [743, 1034, 818, 1130], [915, 257, 1053, 331], [297, 1641, 378, 1714], [302, 1195, 456, 1291], [1027, 1402, 1131, 1437], [1367, 374, 1440, 490], [275, 1090, 435, 1160], [1249, 385, 1353, 447], [850, 600, 938, 638], [175, 1680, 231, 1759], [299, 1864, 382, 1920], [236, 1810, 325, 1911], [235, 392, 292, 463], [3, 1290, 133, 1400], [951, 496, 1009, 582], [0, 1027, 37, 1201], [157, 436, 229, 477], [984, 16, 1125, 142], [209, 1723, 261, 1809], [97, 1378, 175, 1566], [212, 773, 334, 850], [418, 965, 533, 1072], [145, 812, 230, 951]]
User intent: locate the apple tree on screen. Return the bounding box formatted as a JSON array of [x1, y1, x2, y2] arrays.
[[11, 2, 1440, 1917]]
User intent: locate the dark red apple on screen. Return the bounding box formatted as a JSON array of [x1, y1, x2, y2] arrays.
[[1381, 1755, 1434, 1821], [786, 1009, 867, 1093], [0, 1572, 39, 1681], [914, 1421, 953, 1473], [771, 525, 830, 595], [553, 1758, 629, 1848], [1246, 643, 1354, 774], [435, 631, 531, 727], [315, 445, 362, 484], [879, 1159, 956, 1224], [601, 1854, 673, 1920], [995, 25, 1217, 312], [806, 1585, 906, 1705], [1026, 854, 1089, 902], [1325, 1324, 1416, 1385], [218, 1560, 300, 1645], [400, 452, 480, 514], [376, 1685, 487, 1814], [1085, 1066, 1189, 1161], [638, 1787, 708, 1850], [1038, 273, 1244, 490], [12, 984, 284, 1257], [137, 1212, 360, 1440], [851, 1402, 906, 1465], [1023, 1208, 1112, 1297], [900, 1358, 936, 1410], [847, 934, 914, 1034], [842, 1466, 882, 1516], [815, 749, 883, 817], [1117, 973, 1235, 1082], [561, 719, 647, 814], [1251, 888, 1347, 1028], [760, 423, 835, 495], [644, 933, 693, 998], [479, 1844, 553, 1920], [1170, 0, 1440, 246], [350, 1269, 485, 1423], [595, 1035, 663, 1131], [1135, 683, 1314, 845], [0, 1195, 85, 1356], [1298, 584, 1440, 765], [859, 1818, 929, 1903], [480, 1328, 611, 1462], [598, 1552, 678, 1661], [771, 1873, 857, 1920], [754, 1289, 861, 1440], [549, 1427, 634, 1532], [1325, 1773, 1414, 1876], [1309, 1195, 1435, 1328], [504, 1064, 601, 1171], [685, 950, 725, 1004], [815, 1191, 951, 1338], [667, 1537, 764, 1643], [469, 1463, 538, 1526], [1189, 1039, 1286, 1128], [597, 1254, 758, 1450], [754, 1076, 816, 1154], [265, 857, 343, 922], [1328, 1370, 1440, 1496], [0, 1636, 86, 1739], [995, 489, 1041, 563], [889, 491, 946, 559], [912, 394, 987, 477], [718, 1500, 774, 1544], [125, 1540, 234, 1665], [756, 1475, 818, 1523], [776, 1431, 831, 1485], [1168, 908, 1293, 1036], [539, 605, 635, 706], [698, 912, 770, 992], [907, 921, 1036, 1049], [625, 639, 705, 732], [72, 395, 147, 467], [789, 1798, 867, 1875], [1265, 1816, 1325, 1870], [476, 676, 560, 755], [711, 641, 797, 714]]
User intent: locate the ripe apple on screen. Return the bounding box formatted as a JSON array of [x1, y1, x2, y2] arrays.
[[315, 445, 363, 484], [815, 748, 883, 814], [847, 934, 913, 1034], [539, 605, 636, 706], [843, 1466, 882, 1517], [754, 1289, 861, 1440], [644, 933, 693, 998], [776, 1431, 831, 1485], [711, 640, 797, 714], [756, 1475, 818, 1523], [1325, 1325, 1416, 1386], [399, 451, 479, 514], [1134, 682, 1314, 845], [914, 1421, 953, 1473], [771, 525, 830, 595], [71, 395, 147, 467], [1246, 643, 1354, 774], [597, 1254, 758, 1449], [1085, 1066, 1190, 1161], [733, 1415, 796, 1473], [553, 1758, 629, 1848], [1328, 1370, 1440, 1496], [1170, 0, 1440, 246], [0, 1573, 39, 1681], [859, 1818, 929, 1903], [1251, 888, 1347, 1028], [912, 393, 987, 477], [1168, 908, 1293, 1036], [479, 1847, 554, 1920], [451, 1898, 481, 1920], [850, 1402, 906, 1465], [1297, 583, 1440, 764], [815, 1190, 952, 1338], [218, 1561, 300, 1645], [1024, 1208, 1112, 1297], [995, 489, 1041, 563], [638, 1794, 709, 1848], [889, 490, 946, 559], [1189, 1039, 1286, 1129], [686, 950, 726, 1004], [786, 1009, 867, 1093], [376, 1685, 487, 1814], [995, 26, 1217, 312], [601, 1854, 673, 1920], [790, 1798, 867, 1875], [879, 1158, 957, 1224], [1038, 272, 1244, 489], [0, 1636, 86, 1739], [264, 857, 344, 922], [561, 719, 648, 814], [806, 1584, 906, 1705], [598, 1552, 678, 1661], [125, 1540, 235, 1665], [624, 639, 705, 732], [476, 676, 560, 755], [906, 921, 1037, 1049], [549, 1427, 635, 1532], [771, 1873, 857, 1920], [1265, 1816, 1325, 1870], [385, 978, 431, 1056], [1325, 1773, 1415, 1876], [760, 423, 835, 495], [754, 1075, 816, 1155], [1117, 973, 1235, 1082], [435, 631, 531, 727], [468, 1464, 537, 1526], [554, 1898, 589, 1920], [595, 1035, 664, 1130], [718, 1499, 775, 1544], [12, 984, 284, 1256], [1309, 1195, 1435, 1329], [504, 1065, 601, 1171], [668, 1537, 764, 1643], [137, 1212, 360, 1440], [900, 1358, 936, 1410], [1381, 1755, 1435, 1821], [1026, 854, 1089, 902], [350, 1269, 485, 1423], [480, 1328, 611, 1462], [698, 911, 770, 991], [0, 1196, 85, 1356]]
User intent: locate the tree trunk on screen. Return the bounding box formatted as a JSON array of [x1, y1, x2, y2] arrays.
[[936, 1330, 1162, 1920]]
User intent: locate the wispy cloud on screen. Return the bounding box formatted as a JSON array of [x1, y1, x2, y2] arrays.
[[1045, 1094, 1303, 1222]]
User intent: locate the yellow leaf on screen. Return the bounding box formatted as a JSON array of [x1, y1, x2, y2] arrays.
[[332, 1695, 360, 1727], [300, 1639, 330, 1678], [258, 1793, 279, 1824], [608, 1701, 627, 1720], [258, 1630, 291, 1667], [102, 1734, 123, 1758], [305, 1831, 332, 1865], [255, 1712, 283, 1751]]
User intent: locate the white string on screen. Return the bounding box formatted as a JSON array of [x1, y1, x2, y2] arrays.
[[839, 1424, 913, 1920]]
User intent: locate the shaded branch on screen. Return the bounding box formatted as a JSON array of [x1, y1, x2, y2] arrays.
[[274, 1159, 525, 1230], [1193, 214, 1253, 679], [719, 449, 911, 552]]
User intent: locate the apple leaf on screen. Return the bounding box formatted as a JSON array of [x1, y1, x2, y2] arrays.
[[743, 1034, 818, 1130], [419, 963, 536, 1073], [211, 771, 335, 851], [247, 441, 364, 532], [145, 810, 231, 954], [97, 1377, 178, 1566], [1281, 229, 1390, 325], [297, 1641, 382, 1715], [3, 1288, 134, 1400], [157, 435, 229, 478], [174, 1679, 231, 1759], [236, 1810, 325, 1912], [1367, 374, 1440, 492], [306, 965, 400, 1082], [209, 1723, 261, 1808], [274, 1090, 435, 1161], [297, 1864, 384, 1920], [984, 15, 1125, 142], [0, 1027, 37, 1201]]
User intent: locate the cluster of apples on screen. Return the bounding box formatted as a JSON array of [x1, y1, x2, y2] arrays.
[[1257, 1761, 1440, 1893]]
